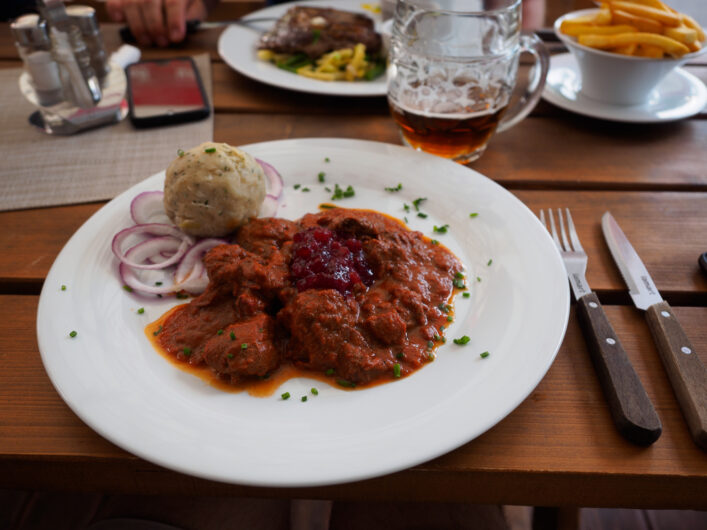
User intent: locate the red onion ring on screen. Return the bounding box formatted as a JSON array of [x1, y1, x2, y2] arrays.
[[112, 223, 193, 270], [130, 191, 170, 225], [256, 158, 283, 198], [175, 238, 227, 284]]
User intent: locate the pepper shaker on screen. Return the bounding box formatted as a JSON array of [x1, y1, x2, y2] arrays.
[[66, 5, 110, 83]]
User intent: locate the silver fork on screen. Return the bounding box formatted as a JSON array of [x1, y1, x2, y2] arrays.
[[540, 208, 662, 446]]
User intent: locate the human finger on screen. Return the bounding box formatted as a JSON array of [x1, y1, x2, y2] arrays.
[[105, 0, 126, 23], [164, 0, 189, 43], [123, 0, 154, 46], [141, 0, 170, 47]]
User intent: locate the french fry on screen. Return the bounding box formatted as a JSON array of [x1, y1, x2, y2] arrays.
[[687, 40, 702, 53], [560, 22, 638, 36], [609, 1, 681, 27], [619, 0, 671, 11], [680, 14, 706, 42], [635, 43, 664, 57], [578, 32, 689, 57], [664, 26, 697, 45], [613, 43, 638, 55], [611, 9, 663, 33]]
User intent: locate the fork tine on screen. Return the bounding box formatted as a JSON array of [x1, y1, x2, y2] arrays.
[[557, 208, 572, 252], [565, 208, 585, 253], [539, 209, 547, 228], [546, 209, 564, 251]]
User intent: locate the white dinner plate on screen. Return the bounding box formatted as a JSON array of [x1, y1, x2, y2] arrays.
[[542, 53, 707, 123], [217, 0, 387, 97], [37, 138, 569, 487]]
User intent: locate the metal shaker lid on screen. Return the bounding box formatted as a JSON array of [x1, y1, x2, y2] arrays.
[[66, 5, 100, 34], [11, 14, 51, 48]]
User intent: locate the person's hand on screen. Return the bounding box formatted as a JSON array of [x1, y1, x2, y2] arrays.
[[106, 0, 209, 47]]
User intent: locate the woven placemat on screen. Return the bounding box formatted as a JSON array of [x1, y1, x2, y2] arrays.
[[0, 54, 213, 212]]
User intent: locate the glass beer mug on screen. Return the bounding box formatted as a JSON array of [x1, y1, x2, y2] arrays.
[[387, 0, 549, 163]]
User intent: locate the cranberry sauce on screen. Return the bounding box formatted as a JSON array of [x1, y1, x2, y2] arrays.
[[290, 227, 374, 294]]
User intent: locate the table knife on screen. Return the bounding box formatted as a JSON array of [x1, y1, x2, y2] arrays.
[[602, 212, 707, 451]]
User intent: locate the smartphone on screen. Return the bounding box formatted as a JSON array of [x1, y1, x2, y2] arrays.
[[126, 57, 210, 128]]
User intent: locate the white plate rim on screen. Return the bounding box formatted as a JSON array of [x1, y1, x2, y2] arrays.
[[217, 0, 388, 97], [36, 138, 569, 487], [542, 53, 707, 123]]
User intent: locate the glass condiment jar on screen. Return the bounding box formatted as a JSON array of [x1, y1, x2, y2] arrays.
[[11, 13, 65, 106], [66, 5, 110, 83]]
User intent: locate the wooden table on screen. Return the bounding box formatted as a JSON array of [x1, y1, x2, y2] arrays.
[[0, 2, 706, 514]]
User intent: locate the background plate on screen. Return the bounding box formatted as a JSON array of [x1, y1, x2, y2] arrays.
[[217, 0, 387, 97], [37, 138, 569, 487]]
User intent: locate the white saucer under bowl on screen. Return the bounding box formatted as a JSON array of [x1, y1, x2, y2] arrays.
[[542, 53, 707, 123]]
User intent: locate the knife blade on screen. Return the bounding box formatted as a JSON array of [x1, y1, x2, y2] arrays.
[[602, 212, 707, 451]]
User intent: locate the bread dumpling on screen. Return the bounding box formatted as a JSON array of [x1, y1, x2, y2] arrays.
[[164, 142, 266, 237]]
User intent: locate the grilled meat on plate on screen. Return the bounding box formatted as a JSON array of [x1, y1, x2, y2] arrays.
[[258, 6, 382, 59]]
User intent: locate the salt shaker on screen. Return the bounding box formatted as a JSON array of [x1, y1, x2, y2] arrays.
[[11, 14, 64, 106], [66, 5, 110, 83]]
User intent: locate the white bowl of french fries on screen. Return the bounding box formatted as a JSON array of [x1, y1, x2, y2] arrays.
[[554, 1, 706, 105]]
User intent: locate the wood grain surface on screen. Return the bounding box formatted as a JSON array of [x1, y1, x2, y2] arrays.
[[1, 296, 706, 507], [0, 0, 706, 510]]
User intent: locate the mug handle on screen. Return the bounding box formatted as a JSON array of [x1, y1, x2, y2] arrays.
[[497, 32, 550, 133]]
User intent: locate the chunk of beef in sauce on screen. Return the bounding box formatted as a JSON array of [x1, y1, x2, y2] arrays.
[[202, 313, 280, 384], [258, 6, 382, 59], [156, 208, 462, 388], [279, 288, 394, 385]]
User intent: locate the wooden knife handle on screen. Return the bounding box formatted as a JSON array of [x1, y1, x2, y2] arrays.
[[646, 301, 707, 452], [577, 292, 662, 445]]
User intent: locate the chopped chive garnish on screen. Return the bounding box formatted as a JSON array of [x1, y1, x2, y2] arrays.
[[396, 352, 404, 359], [453, 278, 466, 289], [480, 351, 490, 358], [294, 184, 301, 190], [331, 183, 355, 200], [204, 147, 216, 153], [311, 387, 319, 395], [337, 379, 356, 388], [324, 157, 330, 163], [454, 272, 464, 279], [301, 187, 310, 192], [438, 303, 451, 313], [325, 368, 335, 376], [318, 171, 325, 182], [385, 183, 402, 192], [477, 276, 482, 282], [463, 292, 471, 298], [469, 212, 478, 218], [230, 331, 236, 340], [182, 347, 192, 356], [155, 281, 163, 286], [404, 217, 409, 224], [393, 363, 402, 378], [417, 212, 428, 219], [281, 392, 291, 400], [412, 197, 427, 211], [227, 353, 234, 359], [433, 224, 449, 234], [217, 329, 224, 335], [153, 325, 163, 336], [123, 285, 133, 292], [446, 315, 453, 322], [241, 343, 248, 349], [319, 203, 336, 209], [427, 341, 434, 348], [453, 335, 471, 345], [176, 292, 188, 299], [487, 259, 493, 266], [301, 395, 308, 402], [433, 334, 441, 341], [431, 239, 439, 245], [61, 285, 67, 291], [69, 330, 77, 338], [177, 148, 185, 157], [428, 353, 435, 361], [324, 186, 332, 192], [137, 307, 145, 314], [403, 203, 410, 212]]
